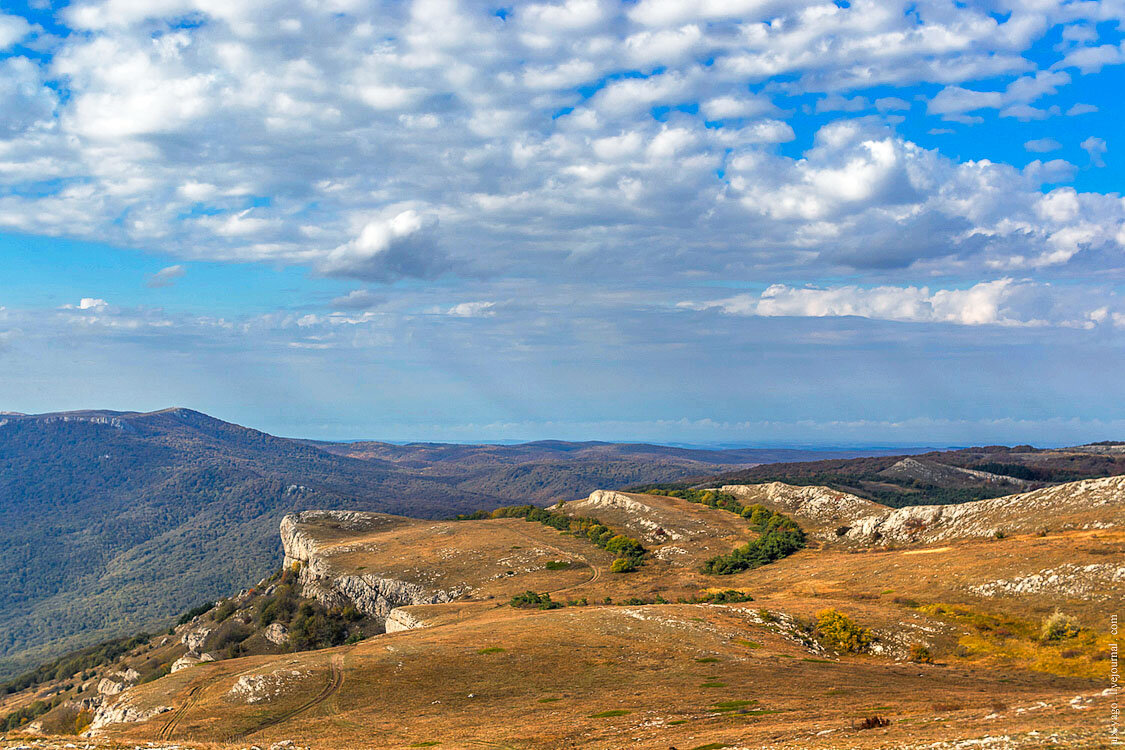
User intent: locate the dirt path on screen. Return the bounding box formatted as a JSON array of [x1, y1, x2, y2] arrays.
[[506, 525, 601, 598], [157, 681, 202, 740], [228, 653, 345, 741]]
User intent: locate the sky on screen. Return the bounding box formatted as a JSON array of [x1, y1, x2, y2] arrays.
[[0, 0, 1124, 445]]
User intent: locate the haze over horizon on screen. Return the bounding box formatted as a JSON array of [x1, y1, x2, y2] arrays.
[[1, 0, 1124, 444]]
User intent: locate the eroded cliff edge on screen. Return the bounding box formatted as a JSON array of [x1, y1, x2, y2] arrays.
[[279, 510, 466, 629]]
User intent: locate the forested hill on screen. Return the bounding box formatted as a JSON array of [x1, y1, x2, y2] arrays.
[[0, 407, 887, 680]]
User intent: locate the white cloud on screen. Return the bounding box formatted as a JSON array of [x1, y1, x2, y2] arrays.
[[815, 94, 869, 114], [928, 71, 1069, 122], [317, 210, 447, 282], [0, 14, 32, 49], [682, 279, 1118, 328], [1081, 136, 1107, 167], [699, 94, 776, 120], [0, 0, 1116, 293], [443, 301, 496, 317], [1024, 137, 1061, 153], [1054, 42, 1125, 74], [146, 265, 186, 288]]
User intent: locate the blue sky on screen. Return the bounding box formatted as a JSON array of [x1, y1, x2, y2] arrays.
[[1, 0, 1124, 445]]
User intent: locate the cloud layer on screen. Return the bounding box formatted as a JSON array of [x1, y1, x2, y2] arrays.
[[1, 1, 1124, 441], [0, 0, 1120, 285]]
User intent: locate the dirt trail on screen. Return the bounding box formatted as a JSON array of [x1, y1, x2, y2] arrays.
[[156, 681, 202, 740], [226, 653, 345, 742]]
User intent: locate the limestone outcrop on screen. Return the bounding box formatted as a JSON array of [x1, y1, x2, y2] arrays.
[[722, 475, 1125, 546], [88, 700, 172, 732], [280, 511, 469, 629]]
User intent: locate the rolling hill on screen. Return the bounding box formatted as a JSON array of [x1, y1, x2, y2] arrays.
[[6, 476, 1117, 749], [688, 443, 1125, 506], [0, 407, 887, 680]]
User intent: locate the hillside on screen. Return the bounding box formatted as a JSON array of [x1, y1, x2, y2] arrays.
[[0, 408, 883, 680], [694, 444, 1125, 506], [5, 477, 1118, 749]]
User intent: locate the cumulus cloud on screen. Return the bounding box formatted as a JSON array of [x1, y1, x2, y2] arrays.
[[0, 0, 1117, 294], [331, 289, 384, 310], [317, 210, 448, 282], [928, 71, 1070, 122], [442, 301, 496, 317], [0, 13, 32, 49]]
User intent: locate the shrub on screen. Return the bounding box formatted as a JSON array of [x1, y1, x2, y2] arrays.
[[610, 557, 637, 573], [457, 505, 646, 567], [1040, 610, 1080, 641], [815, 609, 872, 654], [701, 515, 805, 575], [544, 560, 572, 570], [690, 590, 754, 604], [852, 715, 891, 730], [509, 591, 562, 610], [908, 643, 933, 663]]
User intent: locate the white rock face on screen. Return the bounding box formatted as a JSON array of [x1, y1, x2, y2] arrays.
[[171, 653, 202, 673], [970, 563, 1125, 600], [181, 624, 212, 653], [96, 678, 124, 695], [226, 669, 307, 704], [264, 621, 290, 645], [88, 700, 172, 732], [723, 476, 1125, 546], [721, 483, 882, 539], [385, 608, 425, 633], [280, 512, 469, 626], [114, 667, 141, 683], [571, 490, 687, 543]]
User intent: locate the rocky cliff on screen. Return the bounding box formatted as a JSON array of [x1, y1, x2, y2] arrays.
[[723, 475, 1125, 546], [280, 511, 469, 627]]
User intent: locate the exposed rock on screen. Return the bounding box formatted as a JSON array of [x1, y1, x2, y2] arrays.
[[385, 607, 425, 633], [280, 512, 469, 626], [720, 483, 883, 540], [578, 490, 686, 543], [170, 652, 209, 673], [88, 699, 172, 732], [840, 475, 1125, 546], [96, 678, 124, 695], [181, 623, 213, 653], [264, 622, 290, 645], [112, 667, 141, 683], [722, 476, 1125, 546], [878, 457, 1033, 488], [226, 669, 308, 704], [970, 563, 1125, 600]]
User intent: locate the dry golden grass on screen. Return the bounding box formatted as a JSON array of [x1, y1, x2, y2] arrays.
[[14, 488, 1123, 749]]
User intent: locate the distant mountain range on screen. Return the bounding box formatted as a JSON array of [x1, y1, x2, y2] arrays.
[[0, 407, 894, 679]]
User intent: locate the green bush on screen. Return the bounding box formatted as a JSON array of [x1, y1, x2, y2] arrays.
[[701, 514, 805, 575], [690, 590, 754, 604], [815, 609, 872, 654], [509, 591, 562, 610], [1040, 610, 1080, 641], [610, 557, 637, 573], [457, 504, 647, 567]]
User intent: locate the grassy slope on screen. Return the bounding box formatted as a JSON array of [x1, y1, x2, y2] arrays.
[[56, 487, 1119, 749], [0, 409, 775, 679]]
